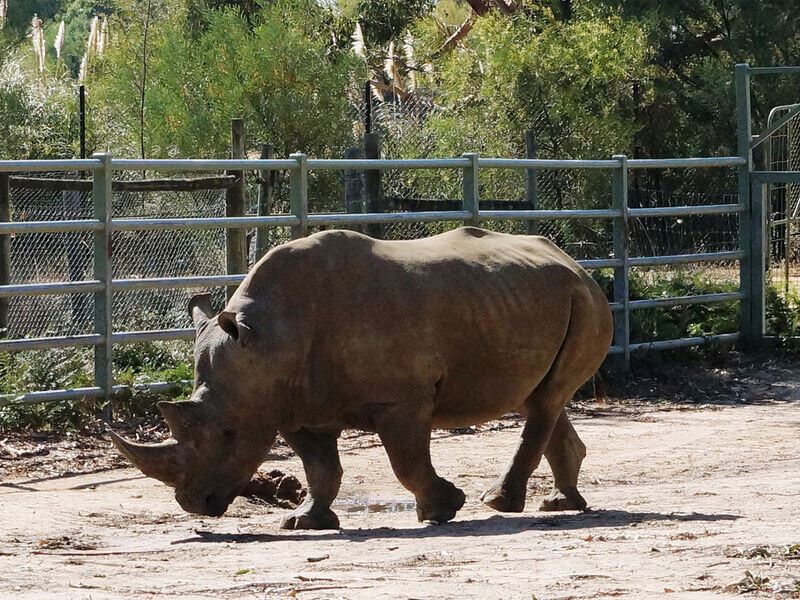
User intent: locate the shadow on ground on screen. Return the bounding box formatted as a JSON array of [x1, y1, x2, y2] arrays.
[[171, 509, 740, 545]]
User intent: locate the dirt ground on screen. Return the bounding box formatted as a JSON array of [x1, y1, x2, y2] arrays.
[[1, 354, 800, 599]]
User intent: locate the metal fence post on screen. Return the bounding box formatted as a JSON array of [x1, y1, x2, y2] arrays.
[[256, 143, 275, 260], [364, 132, 383, 239], [226, 118, 247, 300], [461, 153, 479, 227], [290, 153, 308, 239], [92, 153, 114, 417], [0, 173, 9, 337], [525, 131, 539, 235], [736, 63, 763, 347], [612, 154, 630, 370], [344, 146, 364, 233], [749, 178, 767, 343]]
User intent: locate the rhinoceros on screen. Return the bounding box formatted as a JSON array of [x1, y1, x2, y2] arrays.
[[110, 227, 612, 529]]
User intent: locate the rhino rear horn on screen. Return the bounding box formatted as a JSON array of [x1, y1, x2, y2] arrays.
[[108, 429, 184, 486], [189, 294, 214, 328], [157, 400, 207, 440]]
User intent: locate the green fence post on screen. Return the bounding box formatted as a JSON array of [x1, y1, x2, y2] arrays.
[[461, 153, 479, 227], [736, 63, 761, 347], [290, 153, 308, 239], [92, 153, 114, 418], [612, 154, 630, 370]]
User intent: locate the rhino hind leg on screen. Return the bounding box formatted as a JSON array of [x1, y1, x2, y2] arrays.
[[375, 406, 465, 524], [479, 393, 570, 513], [539, 409, 587, 512], [482, 287, 608, 514], [279, 429, 342, 530]]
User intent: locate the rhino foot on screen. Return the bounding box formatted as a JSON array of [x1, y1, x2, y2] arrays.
[[416, 481, 466, 524], [480, 485, 525, 513], [538, 488, 587, 512], [280, 507, 340, 530]]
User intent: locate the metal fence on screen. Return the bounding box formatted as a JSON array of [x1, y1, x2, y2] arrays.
[[0, 152, 751, 411]]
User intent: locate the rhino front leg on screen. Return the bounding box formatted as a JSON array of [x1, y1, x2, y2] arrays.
[[540, 409, 587, 511], [280, 429, 342, 530], [375, 407, 465, 524]]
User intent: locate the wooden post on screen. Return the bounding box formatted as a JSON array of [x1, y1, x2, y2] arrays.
[[364, 132, 383, 239], [226, 118, 247, 301], [0, 174, 9, 337], [525, 130, 539, 235], [256, 143, 275, 260], [344, 146, 364, 232]]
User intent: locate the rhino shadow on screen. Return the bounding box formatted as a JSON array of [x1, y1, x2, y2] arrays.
[[170, 509, 740, 544]]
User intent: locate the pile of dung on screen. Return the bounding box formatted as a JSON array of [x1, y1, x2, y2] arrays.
[[241, 469, 307, 509]]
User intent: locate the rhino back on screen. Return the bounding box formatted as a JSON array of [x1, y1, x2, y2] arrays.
[[234, 228, 607, 429]]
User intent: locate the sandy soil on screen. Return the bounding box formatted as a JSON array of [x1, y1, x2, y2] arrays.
[[2, 358, 800, 599]]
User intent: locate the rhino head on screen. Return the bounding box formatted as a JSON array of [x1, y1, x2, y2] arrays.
[[109, 294, 278, 516]]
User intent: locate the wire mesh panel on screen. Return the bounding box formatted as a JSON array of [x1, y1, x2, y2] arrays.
[[8, 178, 94, 337], [112, 184, 227, 333], [767, 107, 800, 293]]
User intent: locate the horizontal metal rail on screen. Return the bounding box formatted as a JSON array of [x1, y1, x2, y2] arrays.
[[114, 215, 299, 231], [0, 159, 104, 172], [112, 275, 245, 291], [113, 329, 195, 344], [112, 158, 296, 171], [0, 219, 103, 234], [309, 158, 471, 170], [752, 171, 800, 184], [629, 250, 742, 267], [609, 292, 742, 312], [478, 158, 619, 169], [748, 66, 800, 74], [607, 332, 740, 354], [0, 280, 104, 298], [0, 381, 193, 408], [627, 157, 745, 169], [0, 334, 104, 353], [0, 386, 105, 408], [628, 204, 743, 217], [577, 259, 623, 269], [479, 209, 620, 220], [308, 211, 470, 226]]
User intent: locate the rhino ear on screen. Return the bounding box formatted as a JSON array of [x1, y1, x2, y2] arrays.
[[188, 294, 214, 329], [157, 400, 208, 440], [218, 311, 254, 347]]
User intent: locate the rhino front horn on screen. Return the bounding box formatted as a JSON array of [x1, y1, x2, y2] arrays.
[[108, 429, 184, 487]]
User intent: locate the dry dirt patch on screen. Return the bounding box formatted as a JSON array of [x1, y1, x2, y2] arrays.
[[2, 357, 800, 599]]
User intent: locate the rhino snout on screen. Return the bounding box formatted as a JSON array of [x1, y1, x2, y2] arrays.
[[175, 488, 235, 517]]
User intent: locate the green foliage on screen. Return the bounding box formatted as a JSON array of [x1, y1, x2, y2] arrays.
[[91, 0, 361, 159], [0, 53, 76, 159], [0, 341, 190, 432], [417, 11, 647, 160], [354, 0, 435, 46]]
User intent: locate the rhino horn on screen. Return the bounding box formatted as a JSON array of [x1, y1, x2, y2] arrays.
[[108, 429, 184, 486], [189, 293, 214, 328], [157, 400, 207, 440]]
